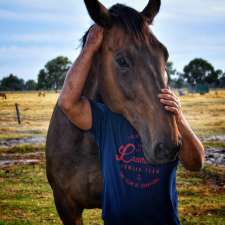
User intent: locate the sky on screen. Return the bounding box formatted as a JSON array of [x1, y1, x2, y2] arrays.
[[0, 0, 225, 81]]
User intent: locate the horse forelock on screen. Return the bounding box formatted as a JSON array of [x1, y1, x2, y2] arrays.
[[81, 4, 147, 48], [109, 4, 145, 40]]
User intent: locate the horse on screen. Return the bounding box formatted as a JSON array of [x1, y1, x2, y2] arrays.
[[46, 0, 181, 224], [0, 92, 7, 100], [38, 91, 46, 97]]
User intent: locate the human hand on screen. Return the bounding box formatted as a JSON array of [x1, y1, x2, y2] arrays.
[[84, 25, 104, 53], [158, 88, 183, 123]]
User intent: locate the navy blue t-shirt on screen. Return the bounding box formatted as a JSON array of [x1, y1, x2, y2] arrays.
[[89, 100, 180, 225]]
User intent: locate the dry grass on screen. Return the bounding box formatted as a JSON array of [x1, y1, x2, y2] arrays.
[[179, 89, 225, 137], [0, 91, 58, 139], [0, 90, 225, 140]]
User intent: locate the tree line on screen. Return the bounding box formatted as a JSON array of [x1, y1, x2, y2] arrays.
[[167, 59, 225, 88], [0, 56, 225, 91], [0, 56, 71, 91]]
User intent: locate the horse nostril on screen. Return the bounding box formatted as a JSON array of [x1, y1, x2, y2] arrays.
[[178, 137, 183, 151], [154, 143, 180, 161], [172, 144, 181, 154], [154, 143, 169, 160]]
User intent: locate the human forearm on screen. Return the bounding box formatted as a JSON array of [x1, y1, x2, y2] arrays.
[[177, 113, 205, 171], [58, 25, 103, 110], [57, 25, 103, 130], [158, 88, 205, 171], [58, 48, 95, 108]]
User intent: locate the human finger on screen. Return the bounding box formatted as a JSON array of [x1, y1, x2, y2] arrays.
[[164, 106, 179, 116], [160, 99, 179, 109]]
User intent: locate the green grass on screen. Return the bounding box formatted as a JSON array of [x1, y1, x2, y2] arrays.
[[0, 144, 45, 154], [203, 140, 225, 149], [0, 164, 224, 225], [177, 165, 225, 225], [0, 164, 103, 225], [0, 164, 60, 225]]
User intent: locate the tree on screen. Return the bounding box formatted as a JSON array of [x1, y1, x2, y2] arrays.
[[183, 58, 215, 86], [166, 61, 176, 83], [211, 69, 223, 87], [25, 80, 37, 90], [0, 74, 25, 91], [218, 72, 225, 88], [174, 72, 185, 88], [37, 56, 71, 90], [166, 62, 185, 88], [37, 69, 48, 90]]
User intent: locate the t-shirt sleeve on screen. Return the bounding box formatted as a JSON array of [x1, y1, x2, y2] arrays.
[[88, 99, 107, 147]]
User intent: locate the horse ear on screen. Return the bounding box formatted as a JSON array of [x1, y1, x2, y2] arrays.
[[84, 0, 113, 28], [141, 0, 161, 24]]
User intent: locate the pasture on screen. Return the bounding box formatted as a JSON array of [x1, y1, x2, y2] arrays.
[[0, 90, 225, 224]]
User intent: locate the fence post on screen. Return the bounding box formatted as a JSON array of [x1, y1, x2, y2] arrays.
[[15, 103, 21, 124]]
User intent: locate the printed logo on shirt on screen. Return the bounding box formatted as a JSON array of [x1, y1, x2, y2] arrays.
[[115, 132, 160, 189]]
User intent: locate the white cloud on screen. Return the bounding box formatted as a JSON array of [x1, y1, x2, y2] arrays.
[[0, 0, 79, 12], [0, 45, 79, 63], [2, 0, 224, 27], [0, 8, 89, 24], [0, 32, 82, 44], [0, 45, 80, 80], [154, 0, 225, 24]]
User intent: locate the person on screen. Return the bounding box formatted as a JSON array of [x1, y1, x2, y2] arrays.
[[58, 25, 205, 225]]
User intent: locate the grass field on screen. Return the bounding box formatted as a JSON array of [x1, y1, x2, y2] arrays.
[[0, 163, 224, 225], [0, 91, 57, 140], [0, 90, 225, 224], [0, 90, 225, 139]]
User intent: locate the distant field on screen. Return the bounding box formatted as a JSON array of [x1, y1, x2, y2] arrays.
[[0, 91, 57, 140], [180, 89, 225, 137], [0, 90, 225, 225], [0, 90, 225, 140]]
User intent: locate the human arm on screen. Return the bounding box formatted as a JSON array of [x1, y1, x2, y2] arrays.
[[158, 89, 205, 171], [58, 25, 104, 130]]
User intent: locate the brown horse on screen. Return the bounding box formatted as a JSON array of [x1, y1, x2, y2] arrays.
[[46, 0, 181, 224], [0, 93, 7, 100], [38, 91, 46, 97]]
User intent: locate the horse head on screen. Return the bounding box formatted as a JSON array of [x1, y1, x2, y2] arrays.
[[83, 0, 181, 164]]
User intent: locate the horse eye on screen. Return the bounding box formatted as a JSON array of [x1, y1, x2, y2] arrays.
[[116, 56, 129, 68]]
